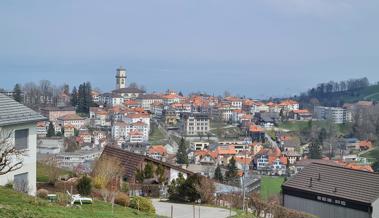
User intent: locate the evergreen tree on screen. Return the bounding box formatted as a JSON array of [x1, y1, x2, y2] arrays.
[[70, 86, 78, 107], [13, 83, 22, 103], [77, 83, 85, 113], [144, 162, 154, 179], [214, 165, 223, 182], [47, 122, 55, 137], [309, 141, 322, 159], [176, 137, 188, 164], [76, 82, 93, 115], [225, 156, 238, 181], [155, 164, 165, 183]]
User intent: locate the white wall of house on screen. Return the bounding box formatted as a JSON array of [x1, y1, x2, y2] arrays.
[[0, 123, 37, 196], [169, 168, 188, 182]]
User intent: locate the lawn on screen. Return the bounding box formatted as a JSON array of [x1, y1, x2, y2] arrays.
[[210, 126, 244, 140], [37, 162, 72, 183], [360, 147, 379, 162], [279, 121, 351, 135], [0, 187, 160, 218], [149, 125, 168, 145], [260, 176, 285, 200]]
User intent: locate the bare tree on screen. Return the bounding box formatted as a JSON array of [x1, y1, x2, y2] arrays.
[[0, 129, 25, 175], [195, 177, 215, 204], [92, 157, 123, 202], [44, 157, 60, 185]]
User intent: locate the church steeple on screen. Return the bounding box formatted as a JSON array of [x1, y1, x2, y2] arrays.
[[115, 66, 127, 89]]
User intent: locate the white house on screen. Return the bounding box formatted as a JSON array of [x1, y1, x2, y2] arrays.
[[0, 94, 46, 195]]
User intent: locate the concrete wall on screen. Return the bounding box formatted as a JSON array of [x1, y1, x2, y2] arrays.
[[371, 198, 379, 218], [284, 194, 370, 218], [0, 123, 37, 195]]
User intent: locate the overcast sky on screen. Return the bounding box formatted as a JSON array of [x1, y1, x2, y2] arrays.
[[1, 0, 378, 98]]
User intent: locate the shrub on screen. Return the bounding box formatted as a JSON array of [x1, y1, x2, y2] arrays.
[[56, 192, 70, 206], [129, 196, 155, 214], [114, 192, 130, 207], [121, 182, 129, 193], [4, 181, 13, 189], [77, 175, 92, 196], [37, 189, 49, 199]]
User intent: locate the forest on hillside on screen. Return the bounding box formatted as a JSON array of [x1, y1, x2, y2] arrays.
[[296, 77, 379, 108]]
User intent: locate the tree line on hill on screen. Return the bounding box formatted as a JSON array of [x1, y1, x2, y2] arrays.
[[3, 80, 95, 115], [298, 77, 370, 107]]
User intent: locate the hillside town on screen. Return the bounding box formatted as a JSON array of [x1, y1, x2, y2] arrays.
[[1, 67, 379, 218]]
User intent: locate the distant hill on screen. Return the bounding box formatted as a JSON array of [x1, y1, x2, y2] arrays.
[[295, 78, 379, 108]]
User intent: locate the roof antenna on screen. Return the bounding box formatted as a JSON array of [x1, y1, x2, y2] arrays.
[[317, 173, 321, 181], [309, 177, 313, 187], [333, 187, 337, 193]]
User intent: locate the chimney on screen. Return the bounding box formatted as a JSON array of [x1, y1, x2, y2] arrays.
[[317, 173, 321, 181], [333, 187, 337, 193], [309, 177, 313, 187]]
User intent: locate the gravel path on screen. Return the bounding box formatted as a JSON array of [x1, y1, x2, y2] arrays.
[[152, 199, 236, 218]]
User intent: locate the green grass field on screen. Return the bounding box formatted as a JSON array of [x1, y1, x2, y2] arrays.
[[149, 125, 168, 145], [0, 187, 160, 218], [360, 147, 379, 162], [260, 176, 285, 200], [279, 121, 351, 135]]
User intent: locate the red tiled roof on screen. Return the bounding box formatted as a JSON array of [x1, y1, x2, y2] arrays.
[[148, 145, 167, 156]]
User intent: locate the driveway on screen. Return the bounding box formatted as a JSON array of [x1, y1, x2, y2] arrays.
[[152, 199, 236, 218]]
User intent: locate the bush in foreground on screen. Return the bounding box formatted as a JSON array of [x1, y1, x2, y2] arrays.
[[37, 189, 49, 199], [129, 196, 155, 214], [77, 175, 92, 196], [114, 192, 130, 207]]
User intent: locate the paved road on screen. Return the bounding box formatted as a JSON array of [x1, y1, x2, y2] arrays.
[[152, 199, 236, 218]]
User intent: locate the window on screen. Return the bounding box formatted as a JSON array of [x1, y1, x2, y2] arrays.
[[15, 129, 29, 150], [14, 173, 29, 193]]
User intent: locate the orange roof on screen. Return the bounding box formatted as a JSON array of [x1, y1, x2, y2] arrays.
[[216, 145, 237, 155], [194, 150, 217, 159], [234, 157, 252, 165], [268, 156, 288, 165], [58, 114, 84, 121], [124, 100, 139, 105], [225, 96, 242, 102], [131, 121, 147, 126], [36, 122, 46, 127], [359, 140, 373, 149], [64, 124, 75, 129], [292, 109, 310, 114], [163, 93, 181, 99], [241, 114, 252, 120], [343, 163, 373, 172], [243, 99, 254, 106], [278, 100, 298, 106], [249, 125, 264, 132], [127, 113, 150, 119], [129, 130, 143, 136], [148, 145, 167, 156]]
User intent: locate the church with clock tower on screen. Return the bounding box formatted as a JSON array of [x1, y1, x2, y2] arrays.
[[112, 66, 145, 99], [115, 66, 127, 89]]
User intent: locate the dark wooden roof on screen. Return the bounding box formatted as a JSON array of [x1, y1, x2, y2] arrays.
[[283, 163, 379, 204], [101, 146, 193, 180]]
